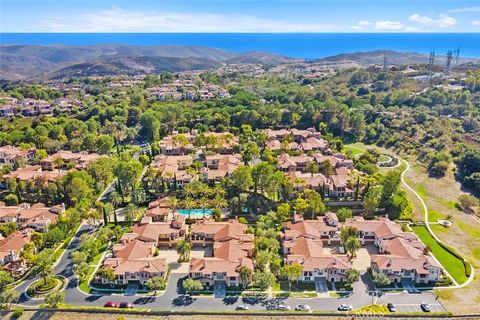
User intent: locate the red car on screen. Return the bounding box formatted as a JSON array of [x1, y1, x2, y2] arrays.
[[119, 302, 134, 308], [104, 301, 118, 308]]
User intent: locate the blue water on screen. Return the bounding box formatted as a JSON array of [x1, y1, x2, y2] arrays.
[[177, 209, 212, 218], [1, 33, 479, 58]]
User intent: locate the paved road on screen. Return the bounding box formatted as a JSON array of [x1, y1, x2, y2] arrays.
[[18, 223, 91, 304], [17, 229, 444, 313]]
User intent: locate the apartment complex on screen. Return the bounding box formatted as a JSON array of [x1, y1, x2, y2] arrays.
[[99, 214, 186, 285], [189, 219, 254, 287], [282, 214, 443, 285]]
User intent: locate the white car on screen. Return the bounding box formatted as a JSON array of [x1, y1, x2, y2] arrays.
[[295, 304, 311, 311], [338, 304, 353, 311], [277, 303, 291, 311]]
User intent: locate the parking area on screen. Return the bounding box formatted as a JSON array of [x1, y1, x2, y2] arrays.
[[394, 303, 446, 313]]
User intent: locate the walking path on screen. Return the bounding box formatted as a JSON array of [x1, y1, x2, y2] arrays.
[[399, 159, 475, 289]]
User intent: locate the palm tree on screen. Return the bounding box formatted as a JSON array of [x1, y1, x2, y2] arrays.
[[177, 239, 191, 262], [181, 197, 196, 219], [198, 196, 210, 219], [109, 191, 122, 225], [345, 237, 361, 260], [169, 196, 178, 212], [212, 194, 228, 210]]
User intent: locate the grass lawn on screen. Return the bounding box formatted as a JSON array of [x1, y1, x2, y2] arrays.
[[343, 145, 365, 157], [353, 304, 389, 314], [429, 209, 445, 222], [90, 247, 107, 266], [416, 183, 429, 198], [329, 292, 350, 297], [78, 266, 96, 293], [430, 224, 450, 236], [274, 292, 317, 298], [412, 225, 468, 284]]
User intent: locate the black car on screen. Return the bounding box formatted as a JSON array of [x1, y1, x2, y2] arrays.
[[387, 303, 396, 312]]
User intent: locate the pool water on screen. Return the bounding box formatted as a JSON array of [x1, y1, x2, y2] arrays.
[[177, 209, 212, 218]]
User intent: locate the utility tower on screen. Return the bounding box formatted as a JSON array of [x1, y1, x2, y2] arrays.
[[427, 50, 435, 82], [383, 54, 388, 75], [454, 46, 460, 67], [445, 50, 453, 74]]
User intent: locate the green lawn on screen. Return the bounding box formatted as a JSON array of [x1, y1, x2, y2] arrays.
[[416, 183, 429, 198], [78, 266, 96, 293], [343, 145, 365, 157], [429, 209, 445, 222], [412, 225, 468, 284]]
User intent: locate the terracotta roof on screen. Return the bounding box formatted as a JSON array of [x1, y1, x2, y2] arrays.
[[132, 221, 184, 242], [0, 229, 32, 255], [191, 219, 248, 241]]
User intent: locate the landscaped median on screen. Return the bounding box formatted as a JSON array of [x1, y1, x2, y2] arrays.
[[412, 225, 470, 285], [26, 276, 67, 298]]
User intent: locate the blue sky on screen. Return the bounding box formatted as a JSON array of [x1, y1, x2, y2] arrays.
[[1, 0, 480, 32]]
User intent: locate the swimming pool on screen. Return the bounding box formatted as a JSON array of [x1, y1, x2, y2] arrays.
[[177, 209, 212, 218]]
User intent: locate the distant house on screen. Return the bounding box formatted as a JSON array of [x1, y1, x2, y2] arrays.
[[0, 145, 36, 167], [0, 203, 64, 232], [40, 151, 103, 171]]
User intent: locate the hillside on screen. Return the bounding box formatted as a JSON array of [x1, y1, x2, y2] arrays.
[[0, 44, 291, 80], [226, 51, 292, 65], [316, 49, 478, 66], [38, 56, 222, 80]]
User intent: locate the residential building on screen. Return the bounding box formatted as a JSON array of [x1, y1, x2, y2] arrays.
[[102, 239, 166, 286], [40, 151, 103, 170], [0, 203, 64, 231], [190, 238, 254, 287], [0, 228, 34, 274], [190, 219, 251, 247], [2, 165, 66, 184], [0, 145, 36, 167], [344, 217, 443, 284], [99, 213, 187, 285]]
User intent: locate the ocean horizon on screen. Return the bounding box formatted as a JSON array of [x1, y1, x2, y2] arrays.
[[1, 33, 479, 59]]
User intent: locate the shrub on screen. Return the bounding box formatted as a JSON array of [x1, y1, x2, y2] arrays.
[[11, 308, 24, 319]]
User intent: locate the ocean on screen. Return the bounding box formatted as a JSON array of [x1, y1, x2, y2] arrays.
[[1, 33, 479, 59]]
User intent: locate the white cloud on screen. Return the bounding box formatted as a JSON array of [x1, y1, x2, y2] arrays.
[[472, 20, 480, 26], [449, 6, 480, 13], [358, 20, 372, 26], [375, 20, 405, 31], [409, 14, 457, 28], [38, 7, 339, 32]]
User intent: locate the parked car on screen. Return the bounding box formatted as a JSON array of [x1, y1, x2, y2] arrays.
[[338, 304, 353, 311], [295, 305, 311, 311], [387, 303, 396, 312], [420, 303, 431, 312], [277, 303, 291, 311], [104, 301, 117, 308], [119, 302, 134, 308], [236, 305, 249, 310]]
